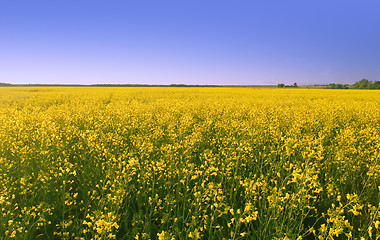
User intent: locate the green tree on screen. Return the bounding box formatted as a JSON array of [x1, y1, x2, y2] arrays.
[[372, 81, 380, 89], [353, 79, 371, 89]]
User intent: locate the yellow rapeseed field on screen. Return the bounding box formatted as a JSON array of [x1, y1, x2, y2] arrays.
[[0, 87, 379, 239]]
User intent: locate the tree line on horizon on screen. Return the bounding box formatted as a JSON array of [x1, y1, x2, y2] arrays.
[[1, 79, 379, 89], [276, 82, 299, 88], [276, 79, 380, 89], [325, 79, 380, 89]]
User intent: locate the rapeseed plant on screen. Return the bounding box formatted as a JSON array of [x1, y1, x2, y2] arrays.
[[0, 87, 379, 239]]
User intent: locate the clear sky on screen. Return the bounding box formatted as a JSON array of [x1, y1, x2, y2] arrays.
[[1, 1, 379, 85]]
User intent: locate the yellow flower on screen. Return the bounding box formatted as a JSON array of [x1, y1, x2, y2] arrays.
[[157, 231, 167, 240]]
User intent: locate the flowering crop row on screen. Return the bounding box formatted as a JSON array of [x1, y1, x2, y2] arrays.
[[0, 87, 379, 239]]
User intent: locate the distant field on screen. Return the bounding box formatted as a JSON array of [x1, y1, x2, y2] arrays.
[[0, 87, 379, 239]]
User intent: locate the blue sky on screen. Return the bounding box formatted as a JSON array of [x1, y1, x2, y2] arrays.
[[1, 1, 379, 85]]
